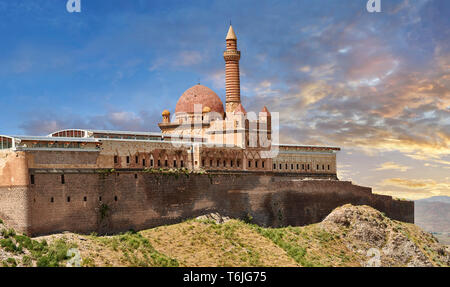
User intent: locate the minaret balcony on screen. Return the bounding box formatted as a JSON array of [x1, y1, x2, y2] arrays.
[[223, 50, 241, 61]]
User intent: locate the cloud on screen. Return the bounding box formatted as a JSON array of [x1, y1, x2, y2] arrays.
[[18, 110, 161, 136], [375, 162, 411, 172], [376, 177, 450, 199], [149, 51, 203, 72]]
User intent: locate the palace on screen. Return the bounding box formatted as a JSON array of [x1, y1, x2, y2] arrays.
[[0, 25, 340, 178], [0, 26, 413, 236]]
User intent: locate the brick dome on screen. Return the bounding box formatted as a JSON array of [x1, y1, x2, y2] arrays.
[[175, 84, 224, 115]]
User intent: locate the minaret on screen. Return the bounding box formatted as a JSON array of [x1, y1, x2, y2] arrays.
[[223, 25, 241, 114]]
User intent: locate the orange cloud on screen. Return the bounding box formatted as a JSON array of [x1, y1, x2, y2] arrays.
[[375, 162, 410, 172]]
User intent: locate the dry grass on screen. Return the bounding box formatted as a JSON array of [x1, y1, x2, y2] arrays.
[[142, 219, 299, 267]]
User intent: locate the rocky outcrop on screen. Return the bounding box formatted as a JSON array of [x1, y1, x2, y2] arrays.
[[321, 204, 449, 267]]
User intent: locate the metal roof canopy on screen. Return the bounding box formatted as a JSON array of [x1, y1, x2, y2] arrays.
[[49, 129, 163, 137], [11, 135, 99, 143]]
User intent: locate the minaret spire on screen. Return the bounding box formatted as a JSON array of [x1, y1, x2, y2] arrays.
[[224, 24, 241, 113]]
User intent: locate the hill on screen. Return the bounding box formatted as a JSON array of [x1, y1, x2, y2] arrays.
[[415, 196, 450, 233], [416, 196, 450, 204], [0, 205, 448, 267]]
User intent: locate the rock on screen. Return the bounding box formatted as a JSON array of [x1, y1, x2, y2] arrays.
[[320, 204, 450, 267], [196, 213, 231, 224]]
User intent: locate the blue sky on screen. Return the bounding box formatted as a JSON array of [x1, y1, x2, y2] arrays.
[[0, 0, 449, 199]]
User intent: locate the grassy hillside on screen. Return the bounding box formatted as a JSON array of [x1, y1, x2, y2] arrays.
[[0, 205, 449, 267]]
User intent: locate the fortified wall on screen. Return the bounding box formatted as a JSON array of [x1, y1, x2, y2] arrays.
[[0, 152, 413, 236]]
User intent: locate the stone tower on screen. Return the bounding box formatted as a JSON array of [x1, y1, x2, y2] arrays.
[[223, 25, 241, 114]]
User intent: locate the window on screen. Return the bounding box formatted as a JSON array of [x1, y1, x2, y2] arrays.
[[135, 156, 139, 164], [279, 164, 282, 169], [262, 161, 265, 168], [231, 160, 234, 167], [328, 165, 330, 170], [285, 164, 288, 169], [202, 160, 205, 167], [30, 175, 35, 184], [114, 196, 118, 202], [126, 156, 130, 164], [158, 160, 161, 167], [181, 160, 184, 168], [217, 160, 220, 167], [291, 164, 294, 170], [143, 159, 146, 166], [51, 197, 54, 203], [273, 164, 276, 169], [302, 164, 305, 170], [61, 175, 65, 184], [174, 160, 177, 167], [99, 196, 102, 202], [317, 164, 319, 170], [307, 164, 310, 170], [83, 196, 87, 202], [67, 196, 71, 203], [248, 161, 251, 168], [135, 174, 138, 179], [114, 155, 118, 164], [322, 164, 325, 170], [210, 160, 213, 166], [151, 159, 154, 167], [223, 160, 226, 167], [255, 161, 258, 168], [165, 160, 168, 167], [297, 164, 299, 170], [237, 160, 240, 167]]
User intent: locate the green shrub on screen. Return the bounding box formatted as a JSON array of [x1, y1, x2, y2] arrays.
[[36, 239, 72, 267], [1, 228, 16, 238], [99, 203, 109, 220], [0, 238, 21, 253], [22, 255, 32, 267], [14, 234, 33, 250], [6, 258, 17, 267]]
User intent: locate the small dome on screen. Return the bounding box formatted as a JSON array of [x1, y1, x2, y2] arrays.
[[162, 110, 170, 116], [202, 106, 211, 113], [175, 85, 224, 115]]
